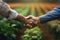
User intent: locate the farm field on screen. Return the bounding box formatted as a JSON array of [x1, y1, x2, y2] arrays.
[[0, 3, 60, 40], [9, 3, 59, 16]]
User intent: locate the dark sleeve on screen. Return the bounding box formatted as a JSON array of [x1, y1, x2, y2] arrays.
[[39, 6, 60, 24]]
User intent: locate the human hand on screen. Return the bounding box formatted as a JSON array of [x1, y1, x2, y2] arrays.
[[25, 15, 39, 28]]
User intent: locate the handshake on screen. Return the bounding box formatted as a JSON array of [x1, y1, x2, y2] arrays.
[[22, 15, 40, 28]]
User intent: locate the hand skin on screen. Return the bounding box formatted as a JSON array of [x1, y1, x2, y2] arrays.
[[25, 15, 40, 27]]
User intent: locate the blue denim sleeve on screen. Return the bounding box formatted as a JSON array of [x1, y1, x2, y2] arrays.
[[39, 6, 60, 23]]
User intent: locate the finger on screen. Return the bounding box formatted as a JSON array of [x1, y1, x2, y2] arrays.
[[26, 24, 32, 27], [26, 17, 32, 19], [24, 24, 32, 28], [26, 15, 34, 19]]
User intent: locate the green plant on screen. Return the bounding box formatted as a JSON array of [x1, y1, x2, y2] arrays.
[[22, 27, 42, 40]]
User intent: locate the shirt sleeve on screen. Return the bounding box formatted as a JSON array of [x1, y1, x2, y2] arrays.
[[39, 6, 60, 24]]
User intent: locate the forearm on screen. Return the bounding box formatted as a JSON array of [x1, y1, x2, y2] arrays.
[[39, 6, 60, 24], [7, 9, 27, 23], [15, 14, 27, 23]]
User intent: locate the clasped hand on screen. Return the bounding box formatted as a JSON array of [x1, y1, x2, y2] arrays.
[[24, 15, 39, 28]]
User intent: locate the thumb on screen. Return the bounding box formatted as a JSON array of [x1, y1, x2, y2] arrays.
[[26, 15, 33, 19]]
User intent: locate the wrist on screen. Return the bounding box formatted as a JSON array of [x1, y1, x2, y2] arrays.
[[36, 17, 40, 25], [15, 15, 27, 23]]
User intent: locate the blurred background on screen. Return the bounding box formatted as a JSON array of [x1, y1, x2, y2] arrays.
[[3, 0, 60, 3], [0, 0, 60, 40]]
